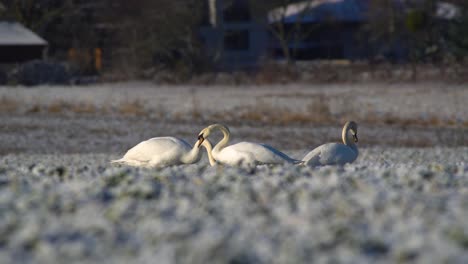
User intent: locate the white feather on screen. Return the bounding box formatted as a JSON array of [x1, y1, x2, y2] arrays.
[[111, 137, 202, 168]]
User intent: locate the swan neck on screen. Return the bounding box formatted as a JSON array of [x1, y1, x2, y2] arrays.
[[212, 125, 230, 155], [342, 123, 355, 147], [181, 142, 200, 163], [202, 140, 216, 166]]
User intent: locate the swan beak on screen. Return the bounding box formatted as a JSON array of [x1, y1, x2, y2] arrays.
[[353, 134, 358, 143], [197, 135, 205, 148]]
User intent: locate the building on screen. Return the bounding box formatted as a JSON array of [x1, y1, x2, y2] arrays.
[[0, 22, 48, 63], [200, 0, 370, 68], [200, 0, 461, 68], [199, 0, 269, 70], [268, 0, 369, 60]]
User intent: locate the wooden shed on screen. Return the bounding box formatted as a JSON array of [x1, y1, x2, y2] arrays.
[[0, 22, 48, 63]]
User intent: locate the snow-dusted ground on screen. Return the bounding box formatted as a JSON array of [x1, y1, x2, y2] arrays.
[[0, 82, 467, 263], [0, 148, 467, 264]]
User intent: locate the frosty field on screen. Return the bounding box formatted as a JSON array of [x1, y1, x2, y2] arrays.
[[1, 148, 467, 264], [0, 82, 467, 263]]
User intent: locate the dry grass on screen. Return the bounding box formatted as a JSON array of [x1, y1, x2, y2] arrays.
[[360, 111, 467, 128], [70, 103, 98, 114], [0, 94, 465, 129], [26, 105, 41, 114], [305, 95, 333, 123], [228, 95, 347, 126], [231, 95, 334, 125], [247, 62, 468, 84], [219, 99, 467, 128], [118, 100, 147, 116], [238, 110, 267, 123], [0, 97, 19, 112], [254, 63, 300, 85], [0, 97, 147, 117], [47, 101, 99, 114], [47, 101, 70, 113]]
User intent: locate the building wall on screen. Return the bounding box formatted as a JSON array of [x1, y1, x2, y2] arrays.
[[0, 45, 46, 63], [199, 0, 269, 70]]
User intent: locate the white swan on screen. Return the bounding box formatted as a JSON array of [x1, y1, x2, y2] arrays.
[[302, 121, 359, 167], [197, 124, 301, 168], [111, 136, 213, 168]]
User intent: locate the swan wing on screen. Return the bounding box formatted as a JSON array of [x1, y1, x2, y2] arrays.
[[120, 137, 192, 164], [303, 143, 357, 166], [215, 145, 253, 166], [259, 144, 302, 164], [226, 142, 297, 164], [302, 145, 323, 166], [319, 143, 357, 164]]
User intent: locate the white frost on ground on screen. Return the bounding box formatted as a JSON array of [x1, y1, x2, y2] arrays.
[[0, 148, 467, 263]]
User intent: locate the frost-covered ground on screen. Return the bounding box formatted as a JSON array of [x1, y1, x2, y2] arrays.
[[0, 148, 467, 264], [0, 82, 467, 263]]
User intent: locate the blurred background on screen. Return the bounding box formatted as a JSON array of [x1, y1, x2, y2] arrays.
[[0, 0, 467, 154], [1, 0, 468, 85]]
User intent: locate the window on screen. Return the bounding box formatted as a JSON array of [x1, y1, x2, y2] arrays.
[[224, 30, 249, 51]]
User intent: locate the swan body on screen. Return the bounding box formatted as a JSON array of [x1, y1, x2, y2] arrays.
[[198, 124, 301, 168], [303, 121, 359, 167], [111, 136, 210, 167]]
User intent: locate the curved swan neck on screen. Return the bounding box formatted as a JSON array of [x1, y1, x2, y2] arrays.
[[211, 124, 231, 155], [201, 139, 216, 166], [342, 122, 355, 147], [181, 141, 201, 163]]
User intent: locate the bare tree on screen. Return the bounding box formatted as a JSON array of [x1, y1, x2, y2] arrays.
[[443, 1, 468, 61], [249, 0, 318, 64], [366, 0, 468, 64], [102, 0, 205, 73], [0, 0, 70, 34]]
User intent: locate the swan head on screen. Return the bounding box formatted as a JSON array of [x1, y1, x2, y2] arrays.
[[197, 126, 212, 148], [197, 124, 230, 148], [346, 121, 358, 143], [197, 134, 205, 148]]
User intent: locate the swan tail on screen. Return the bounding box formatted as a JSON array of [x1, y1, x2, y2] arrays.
[[293, 160, 305, 165], [110, 158, 149, 167], [110, 159, 124, 164]]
